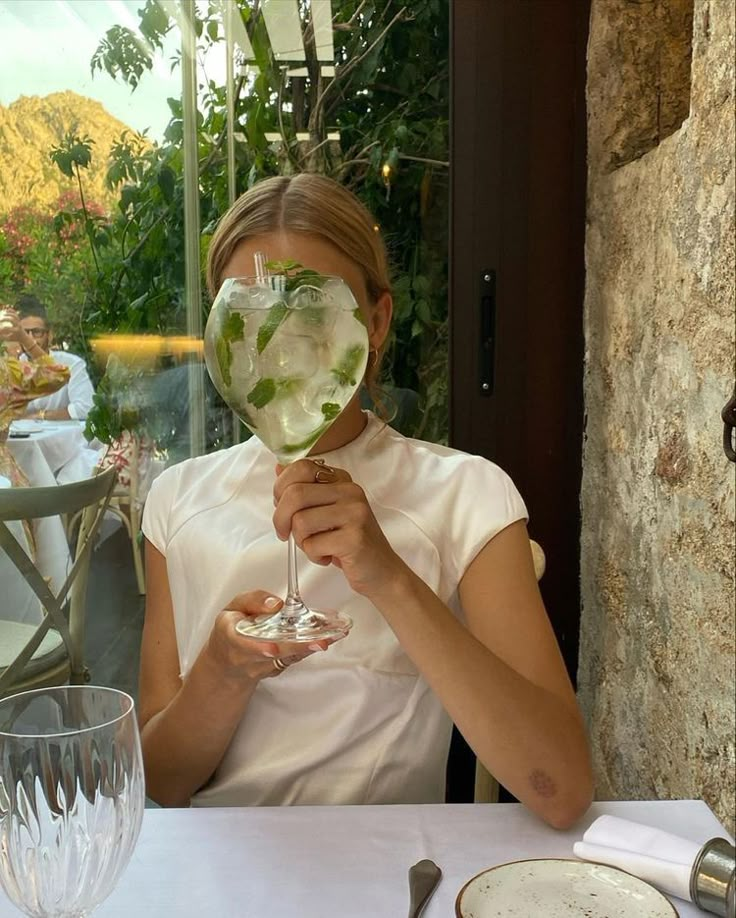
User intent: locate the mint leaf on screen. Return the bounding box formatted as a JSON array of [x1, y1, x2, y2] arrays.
[[285, 268, 324, 292], [221, 310, 245, 342], [264, 259, 301, 273], [214, 311, 245, 387], [331, 343, 366, 386], [280, 423, 330, 456], [256, 301, 288, 353], [216, 336, 233, 387], [321, 402, 341, 421], [247, 378, 276, 409], [278, 400, 343, 456], [247, 376, 302, 409]]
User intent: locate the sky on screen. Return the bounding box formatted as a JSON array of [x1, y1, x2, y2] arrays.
[[0, 0, 226, 142]]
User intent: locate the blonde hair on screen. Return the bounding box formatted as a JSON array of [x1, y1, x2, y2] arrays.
[[206, 174, 391, 400]]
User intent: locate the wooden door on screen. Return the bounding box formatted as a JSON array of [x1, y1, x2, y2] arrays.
[[447, 0, 590, 802]]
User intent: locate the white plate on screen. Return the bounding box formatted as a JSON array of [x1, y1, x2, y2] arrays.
[[9, 420, 43, 435], [455, 858, 678, 917]]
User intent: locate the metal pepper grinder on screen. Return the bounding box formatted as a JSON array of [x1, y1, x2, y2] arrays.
[[690, 838, 736, 917]]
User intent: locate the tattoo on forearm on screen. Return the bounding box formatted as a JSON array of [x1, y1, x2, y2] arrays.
[[529, 768, 557, 798]]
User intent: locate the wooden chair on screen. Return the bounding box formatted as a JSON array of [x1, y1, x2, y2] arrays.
[[0, 468, 116, 699], [105, 436, 147, 596], [473, 538, 546, 803], [70, 436, 148, 595]]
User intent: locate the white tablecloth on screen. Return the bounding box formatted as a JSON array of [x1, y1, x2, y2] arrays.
[[0, 800, 727, 917], [2, 423, 87, 616], [7, 420, 87, 477]]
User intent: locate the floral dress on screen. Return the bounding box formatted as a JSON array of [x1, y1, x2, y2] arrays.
[[0, 352, 70, 487]]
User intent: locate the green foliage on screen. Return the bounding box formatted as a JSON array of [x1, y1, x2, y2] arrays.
[[52, 0, 450, 446], [0, 192, 100, 357], [84, 355, 150, 444]]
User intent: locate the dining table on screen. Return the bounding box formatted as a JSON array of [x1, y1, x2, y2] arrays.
[[0, 799, 729, 917], [7, 419, 89, 484], [2, 421, 92, 615]]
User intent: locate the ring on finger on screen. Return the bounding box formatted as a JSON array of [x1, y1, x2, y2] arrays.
[[312, 458, 337, 484], [272, 657, 288, 673]]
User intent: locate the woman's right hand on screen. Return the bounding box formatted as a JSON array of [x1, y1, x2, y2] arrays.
[[203, 590, 333, 684]]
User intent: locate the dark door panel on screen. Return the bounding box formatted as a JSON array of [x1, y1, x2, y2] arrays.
[[447, 0, 590, 802]]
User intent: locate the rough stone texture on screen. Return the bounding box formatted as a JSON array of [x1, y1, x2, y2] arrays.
[[579, 0, 735, 834], [587, 0, 696, 170]]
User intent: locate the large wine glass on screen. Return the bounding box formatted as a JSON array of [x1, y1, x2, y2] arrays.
[[0, 685, 145, 918], [203, 265, 369, 644]]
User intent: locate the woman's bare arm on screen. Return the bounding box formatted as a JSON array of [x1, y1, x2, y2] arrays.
[[368, 520, 592, 828], [138, 541, 318, 806], [272, 459, 593, 829]]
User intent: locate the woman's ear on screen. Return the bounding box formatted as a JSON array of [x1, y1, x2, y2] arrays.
[[368, 290, 393, 351]]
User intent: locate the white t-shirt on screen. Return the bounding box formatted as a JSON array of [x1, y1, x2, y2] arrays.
[[142, 412, 527, 807], [26, 350, 94, 420]]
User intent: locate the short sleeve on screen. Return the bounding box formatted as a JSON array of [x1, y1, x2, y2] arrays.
[[141, 463, 182, 556], [445, 457, 529, 585]]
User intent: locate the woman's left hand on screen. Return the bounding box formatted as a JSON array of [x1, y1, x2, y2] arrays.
[[273, 458, 407, 597]]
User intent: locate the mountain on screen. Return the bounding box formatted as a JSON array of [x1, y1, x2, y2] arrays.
[[0, 91, 142, 215]]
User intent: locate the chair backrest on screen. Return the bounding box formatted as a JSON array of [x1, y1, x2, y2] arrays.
[[0, 467, 117, 696]]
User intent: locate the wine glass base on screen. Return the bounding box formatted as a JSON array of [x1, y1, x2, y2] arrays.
[[234, 609, 352, 643]]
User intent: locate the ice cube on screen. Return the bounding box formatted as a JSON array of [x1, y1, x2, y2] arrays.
[[256, 333, 318, 381], [227, 341, 258, 390], [320, 277, 358, 311], [246, 284, 284, 311], [287, 284, 324, 311]]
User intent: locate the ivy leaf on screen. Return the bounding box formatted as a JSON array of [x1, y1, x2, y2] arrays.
[[256, 301, 288, 353]]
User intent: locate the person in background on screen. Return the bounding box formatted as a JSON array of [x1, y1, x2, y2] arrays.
[[0, 306, 69, 487], [16, 294, 94, 422]]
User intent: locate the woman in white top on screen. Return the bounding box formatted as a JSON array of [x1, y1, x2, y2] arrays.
[[139, 175, 593, 828]]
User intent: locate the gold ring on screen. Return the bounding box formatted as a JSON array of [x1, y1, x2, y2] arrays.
[[272, 657, 287, 672], [313, 458, 337, 483]]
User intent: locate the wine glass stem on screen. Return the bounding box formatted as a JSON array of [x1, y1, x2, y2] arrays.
[[283, 533, 308, 624]]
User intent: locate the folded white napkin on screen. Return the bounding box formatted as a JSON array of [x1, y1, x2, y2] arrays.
[[573, 814, 702, 901]]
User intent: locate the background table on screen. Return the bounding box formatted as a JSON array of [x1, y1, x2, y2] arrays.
[[3, 422, 88, 610], [7, 420, 87, 482], [0, 800, 728, 917]]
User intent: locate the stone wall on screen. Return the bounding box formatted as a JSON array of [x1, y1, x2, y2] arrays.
[[579, 0, 735, 832]]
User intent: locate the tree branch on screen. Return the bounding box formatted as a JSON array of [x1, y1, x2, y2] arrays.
[[399, 154, 449, 168], [314, 6, 409, 117]]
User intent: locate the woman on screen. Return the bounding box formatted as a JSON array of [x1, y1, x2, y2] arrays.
[[139, 175, 593, 827], [0, 306, 69, 487]]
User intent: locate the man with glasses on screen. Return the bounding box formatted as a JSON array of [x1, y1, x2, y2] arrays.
[[16, 295, 94, 422]]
